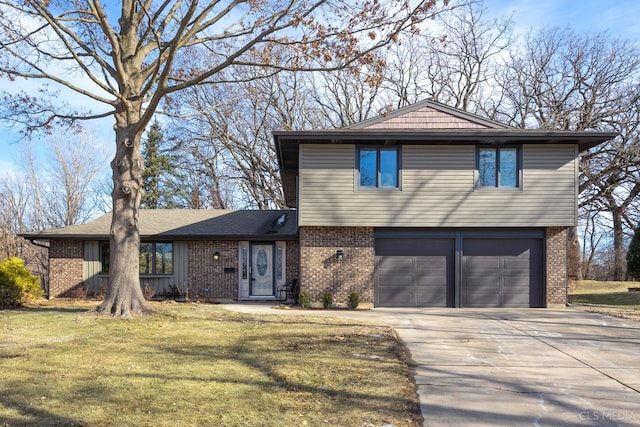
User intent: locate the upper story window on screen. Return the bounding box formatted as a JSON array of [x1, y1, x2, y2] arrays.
[[477, 146, 521, 189], [358, 146, 400, 188]]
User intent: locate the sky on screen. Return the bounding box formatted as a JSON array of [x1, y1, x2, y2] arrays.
[[1, 0, 640, 174]]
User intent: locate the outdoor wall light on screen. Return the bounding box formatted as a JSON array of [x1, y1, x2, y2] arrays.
[[336, 249, 344, 261], [213, 251, 220, 261]]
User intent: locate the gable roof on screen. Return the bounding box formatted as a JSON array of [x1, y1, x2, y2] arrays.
[[21, 209, 298, 241], [347, 99, 510, 130], [273, 100, 617, 208]]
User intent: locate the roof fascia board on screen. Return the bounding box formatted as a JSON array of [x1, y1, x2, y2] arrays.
[[20, 234, 300, 241]]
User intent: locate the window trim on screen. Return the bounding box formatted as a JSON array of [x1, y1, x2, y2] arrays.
[[139, 242, 174, 276], [99, 241, 174, 276], [475, 145, 523, 191], [356, 145, 402, 190]]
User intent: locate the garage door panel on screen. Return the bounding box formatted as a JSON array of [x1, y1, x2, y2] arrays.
[[416, 256, 447, 270], [465, 279, 500, 292], [463, 292, 500, 307], [417, 275, 449, 288], [375, 238, 454, 308], [465, 271, 500, 283], [465, 257, 500, 270], [504, 258, 530, 269], [377, 275, 413, 288], [502, 293, 530, 307], [377, 257, 412, 270], [504, 276, 530, 290], [416, 291, 447, 306], [463, 238, 542, 308], [377, 290, 413, 306]]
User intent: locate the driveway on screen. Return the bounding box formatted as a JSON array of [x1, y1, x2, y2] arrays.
[[223, 305, 640, 426]]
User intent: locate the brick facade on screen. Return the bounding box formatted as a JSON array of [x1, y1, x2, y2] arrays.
[[299, 226, 374, 307], [187, 241, 239, 302], [545, 227, 568, 308], [49, 240, 84, 298], [46, 239, 300, 302], [286, 240, 300, 284], [187, 240, 300, 302]]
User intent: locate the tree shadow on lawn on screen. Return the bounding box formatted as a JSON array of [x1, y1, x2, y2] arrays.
[[0, 391, 81, 427], [1, 303, 94, 315], [147, 332, 420, 421]]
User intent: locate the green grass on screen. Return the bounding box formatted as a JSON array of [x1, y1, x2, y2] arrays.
[[569, 280, 640, 295], [0, 301, 420, 427], [569, 280, 640, 310]]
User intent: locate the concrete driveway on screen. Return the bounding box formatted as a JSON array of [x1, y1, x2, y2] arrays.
[[223, 305, 640, 426]]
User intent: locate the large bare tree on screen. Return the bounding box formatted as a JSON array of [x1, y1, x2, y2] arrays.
[[491, 28, 640, 280], [0, 132, 107, 293], [0, 0, 448, 316]]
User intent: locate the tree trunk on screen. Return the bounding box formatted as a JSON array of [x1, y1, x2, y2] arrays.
[[612, 208, 625, 281], [97, 110, 152, 317], [567, 226, 582, 280]]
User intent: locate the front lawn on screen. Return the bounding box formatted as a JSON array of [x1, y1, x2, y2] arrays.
[[569, 280, 640, 295], [569, 292, 640, 309], [0, 301, 420, 427], [568, 280, 640, 320]]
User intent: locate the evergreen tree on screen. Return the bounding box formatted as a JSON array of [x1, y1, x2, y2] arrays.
[[141, 122, 186, 209], [626, 225, 640, 281]]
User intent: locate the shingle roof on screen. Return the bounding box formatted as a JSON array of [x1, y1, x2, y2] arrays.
[[21, 209, 298, 241]]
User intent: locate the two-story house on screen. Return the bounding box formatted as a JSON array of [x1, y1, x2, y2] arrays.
[[23, 100, 614, 308]]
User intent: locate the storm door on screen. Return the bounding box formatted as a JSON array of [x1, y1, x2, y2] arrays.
[[250, 243, 275, 297]]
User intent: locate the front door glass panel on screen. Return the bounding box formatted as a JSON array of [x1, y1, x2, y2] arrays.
[[251, 244, 274, 296]]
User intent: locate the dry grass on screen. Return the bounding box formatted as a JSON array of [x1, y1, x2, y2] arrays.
[[568, 280, 640, 320], [569, 280, 640, 295], [0, 301, 420, 427]]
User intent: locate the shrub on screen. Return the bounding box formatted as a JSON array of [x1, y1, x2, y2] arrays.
[[0, 257, 43, 306], [322, 292, 333, 309], [70, 286, 88, 301], [347, 291, 359, 309], [142, 283, 155, 300], [93, 285, 107, 300], [298, 291, 310, 308]]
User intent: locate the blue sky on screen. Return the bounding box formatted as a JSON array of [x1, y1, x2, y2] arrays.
[[1, 0, 639, 174], [485, 0, 640, 37]]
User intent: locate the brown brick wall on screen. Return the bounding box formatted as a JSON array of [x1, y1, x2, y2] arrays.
[[286, 240, 300, 284], [188, 241, 239, 302], [545, 227, 568, 307], [299, 226, 374, 306], [49, 240, 84, 298]]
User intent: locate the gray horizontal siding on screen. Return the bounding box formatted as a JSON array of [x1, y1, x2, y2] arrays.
[[83, 241, 189, 295], [298, 144, 577, 227]]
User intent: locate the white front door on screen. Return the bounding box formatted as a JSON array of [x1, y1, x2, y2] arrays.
[[251, 244, 274, 297]]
